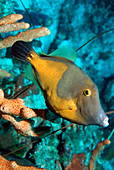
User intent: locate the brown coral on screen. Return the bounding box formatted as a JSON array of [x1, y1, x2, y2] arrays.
[[0, 22, 30, 33], [66, 139, 111, 170], [0, 14, 23, 25], [89, 139, 111, 170], [66, 153, 88, 170], [0, 14, 50, 49], [0, 88, 51, 137], [0, 155, 47, 170]]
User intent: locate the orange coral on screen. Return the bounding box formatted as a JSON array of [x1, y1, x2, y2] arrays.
[[89, 139, 111, 170], [0, 155, 47, 170], [66, 153, 88, 170], [0, 14, 50, 49], [0, 88, 44, 118], [65, 139, 111, 170], [0, 88, 51, 137], [0, 14, 30, 34], [0, 27, 50, 49], [0, 14, 23, 25], [0, 22, 30, 33]]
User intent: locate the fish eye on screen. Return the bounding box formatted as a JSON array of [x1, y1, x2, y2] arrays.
[[83, 89, 91, 96]]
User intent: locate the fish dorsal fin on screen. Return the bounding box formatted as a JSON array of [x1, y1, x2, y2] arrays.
[[49, 46, 77, 62], [38, 46, 77, 62], [38, 51, 47, 56]]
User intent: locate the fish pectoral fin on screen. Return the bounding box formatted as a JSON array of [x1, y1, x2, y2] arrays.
[[38, 51, 49, 57], [25, 64, 37, 84]]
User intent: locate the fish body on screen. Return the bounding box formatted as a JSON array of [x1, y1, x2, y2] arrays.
[[11, 41, 109, 127], [14, 9, 50, 26]]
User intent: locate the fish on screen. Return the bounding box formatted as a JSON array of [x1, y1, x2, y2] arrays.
[[11, 41, 109, 127], [14, 9, 50, 27]]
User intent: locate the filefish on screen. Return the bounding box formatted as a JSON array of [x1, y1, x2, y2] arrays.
[[11, 41, 109, 127]]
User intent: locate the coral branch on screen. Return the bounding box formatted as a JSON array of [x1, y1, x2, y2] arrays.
[[0, 22, 30, 33], [89, 139, 111, 170], [1, 114, 32, 136], [0, 88, 52, 137], [66, 139, 111, 170], [0, 98, 25, 116], [66, 153, 88, 170], [0, 14, 50, 49], [0, 27, 50, 49], [0, 155, 46, 169], [0, 89, 5, 105], [0, 88, 57, 122], [0, 88, 43, 118], [0, 14, 23, 25], [0, 90, 47, 119], [1, 114, 51, 137]]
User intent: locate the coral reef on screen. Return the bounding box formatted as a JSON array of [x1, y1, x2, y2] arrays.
[[0, 0, 18, 17], [0, 0, 113, 169], [65, 139, 111, 170], [0, 88, 53, 137]]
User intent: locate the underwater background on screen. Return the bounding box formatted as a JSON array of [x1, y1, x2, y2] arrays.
[[0, 0, 114, 169]]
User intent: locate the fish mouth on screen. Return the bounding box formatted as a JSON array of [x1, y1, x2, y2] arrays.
[[91, 111, 109, 127], [100, 116, 109, 127], [101, 116, 109, 127]]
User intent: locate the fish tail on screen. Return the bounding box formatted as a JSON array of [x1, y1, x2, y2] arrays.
[[11, 41, 39, 63]]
